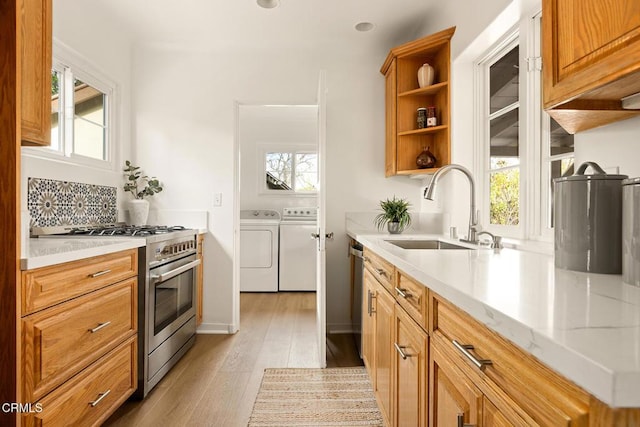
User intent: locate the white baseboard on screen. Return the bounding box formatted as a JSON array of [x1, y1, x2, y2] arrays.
[[196, 323, 235, 334]]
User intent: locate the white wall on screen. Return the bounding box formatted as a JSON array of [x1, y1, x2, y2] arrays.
[[21, 1, 133, 226], [239, 105, 318, 213], [132, 44, 424, 332], [574, 116, 640, 178]]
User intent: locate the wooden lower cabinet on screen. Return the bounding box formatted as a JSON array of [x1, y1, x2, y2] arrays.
[[196, 233, 204, 326], [20, 248, 139, 427], [362, 269, 377, 376], [374, 283, 395, 426], [393, 305, 428, 427], [24, 337, 137, 427], [431, 344, 481, 427], [484, 398, 525, 427]]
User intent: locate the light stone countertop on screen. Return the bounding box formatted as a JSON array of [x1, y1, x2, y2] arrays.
[[21, 237, 145, 270], [351, 231, 640, 408]]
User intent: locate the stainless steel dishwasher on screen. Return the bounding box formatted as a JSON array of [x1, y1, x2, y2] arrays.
[[350, 242, 364, 358]]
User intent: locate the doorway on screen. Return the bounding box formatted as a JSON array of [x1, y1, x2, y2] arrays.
[[233, 103, 324, 367]]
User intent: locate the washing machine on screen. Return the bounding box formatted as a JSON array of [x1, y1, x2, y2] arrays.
[[279, 207, 317, 291], [240, 209, 280, 292]]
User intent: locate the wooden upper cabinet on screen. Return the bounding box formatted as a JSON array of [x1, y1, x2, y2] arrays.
[[20, 0, 52, 146], [542, 0, 640, 133], [381, 27, 455, 177]]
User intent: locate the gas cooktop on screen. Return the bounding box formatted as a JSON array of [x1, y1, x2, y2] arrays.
[[31, 223, 189, 238]]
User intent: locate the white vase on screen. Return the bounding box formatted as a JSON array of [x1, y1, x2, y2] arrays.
[[128, 199, 149, 226], [417, 63, 435, 88]]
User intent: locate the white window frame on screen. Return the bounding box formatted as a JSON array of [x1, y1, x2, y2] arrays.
[[475, 9, 564, 242], [258, 143, 319, 195], [22, 40, 118, 171], [475, 29, 526, 239]]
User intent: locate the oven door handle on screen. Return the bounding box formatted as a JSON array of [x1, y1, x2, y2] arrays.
[[151, 259, 201, 283]]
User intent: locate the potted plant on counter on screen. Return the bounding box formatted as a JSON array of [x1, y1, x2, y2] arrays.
[[374, 196, 412, 234], [123, 160, 163, 225]]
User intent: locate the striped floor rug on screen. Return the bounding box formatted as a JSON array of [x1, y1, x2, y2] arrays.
[[248, 367, 383, 426]]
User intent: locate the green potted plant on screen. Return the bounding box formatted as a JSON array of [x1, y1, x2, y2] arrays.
[[123, 160, 163, 225], [374, 196, 412, 234]]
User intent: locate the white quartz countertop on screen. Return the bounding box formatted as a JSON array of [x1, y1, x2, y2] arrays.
[[21, 237, 145, 270], [351, 231, 640, 408]]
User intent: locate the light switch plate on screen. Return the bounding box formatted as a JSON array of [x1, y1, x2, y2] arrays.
[[213, 193, 222, 207]]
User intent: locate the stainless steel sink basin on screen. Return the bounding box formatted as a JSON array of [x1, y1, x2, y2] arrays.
[[385, 239, 474, 250]]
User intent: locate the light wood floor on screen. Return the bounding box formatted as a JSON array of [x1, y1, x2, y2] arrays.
[[105, 292, 362, 427]]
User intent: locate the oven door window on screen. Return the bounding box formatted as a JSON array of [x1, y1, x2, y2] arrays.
[[154, 268, 194, 335]]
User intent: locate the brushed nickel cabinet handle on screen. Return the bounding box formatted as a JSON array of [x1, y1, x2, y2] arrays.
[[89, 269, 111, 278], [457, 413, 475, 427], [375, 268, 387, 277], [367, 290, 376, 315], [453, 340, 492, 371], [394, 287, 411, 298], [88, 321, 111, 333], [89, 389, 111, 407], [394, 342, 412, 360]]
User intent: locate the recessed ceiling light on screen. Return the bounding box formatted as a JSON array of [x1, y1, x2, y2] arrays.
[[257, 0, 279, 8], [355, 22, 374, 32]]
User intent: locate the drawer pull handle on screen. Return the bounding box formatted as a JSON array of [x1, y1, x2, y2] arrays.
[[453, 340, 492, 371], [457, 413, 475, 427], [375, 268, 387, 277], [367, 290, 377, 315], [89, 321, 111, 333], [394, 287, 411, 299], [394, 342, 412, 360], [89, 269, 111, 278], [89, 389, 111, 407]]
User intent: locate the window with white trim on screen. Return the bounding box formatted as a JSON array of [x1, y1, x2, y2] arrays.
[[262, 150, 318, 193], [25, 41, 116, 170], [476, 13, 574, 240]]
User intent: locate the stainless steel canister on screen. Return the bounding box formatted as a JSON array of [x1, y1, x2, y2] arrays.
[[554, 162, 628, 273], [623, 177, 640, 286]]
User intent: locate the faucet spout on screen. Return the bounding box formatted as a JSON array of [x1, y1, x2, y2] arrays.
[[424, 164, 479, 243]]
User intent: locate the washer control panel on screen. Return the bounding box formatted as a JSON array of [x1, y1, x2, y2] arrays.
[[240, 210, 281, 220], [282, 207, 318, 220]]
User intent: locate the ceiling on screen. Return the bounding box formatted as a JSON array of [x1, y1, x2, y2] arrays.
[[90, 0, 435, 53]]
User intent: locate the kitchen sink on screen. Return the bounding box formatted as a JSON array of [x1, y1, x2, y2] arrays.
[[384, 239, 474, 250]]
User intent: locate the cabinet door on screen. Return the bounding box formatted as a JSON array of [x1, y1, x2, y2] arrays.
[[362, 269, 377, 377], [384, 58, 397, 177], [542, 0, 640, 132], [431, 345, 482, 427], [196, 234, 204, 326], [375, 284, 395, 426], [394, 306, 428, 427], [20, 0, 52, 146]]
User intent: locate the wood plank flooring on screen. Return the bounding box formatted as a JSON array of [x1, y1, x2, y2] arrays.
[[105, 292, 362, 427]]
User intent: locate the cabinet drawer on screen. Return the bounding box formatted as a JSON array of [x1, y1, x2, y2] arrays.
[[22, 279, 137, 402], [24, 336, 137, 427], [363, 247, 394, 292], [394, 271, 427, 331], [431, 294, 589, 426], [22, 248, 138, 315]]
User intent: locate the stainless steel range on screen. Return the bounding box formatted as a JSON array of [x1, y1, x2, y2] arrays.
[[33, 224, 199, 398]]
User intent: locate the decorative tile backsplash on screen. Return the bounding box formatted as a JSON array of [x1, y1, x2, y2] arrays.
[[28, 177, 117, 227]]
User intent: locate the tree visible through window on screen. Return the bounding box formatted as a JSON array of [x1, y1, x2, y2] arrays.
[[265, 151, 318, 192], [487, 45, 520, 227]]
